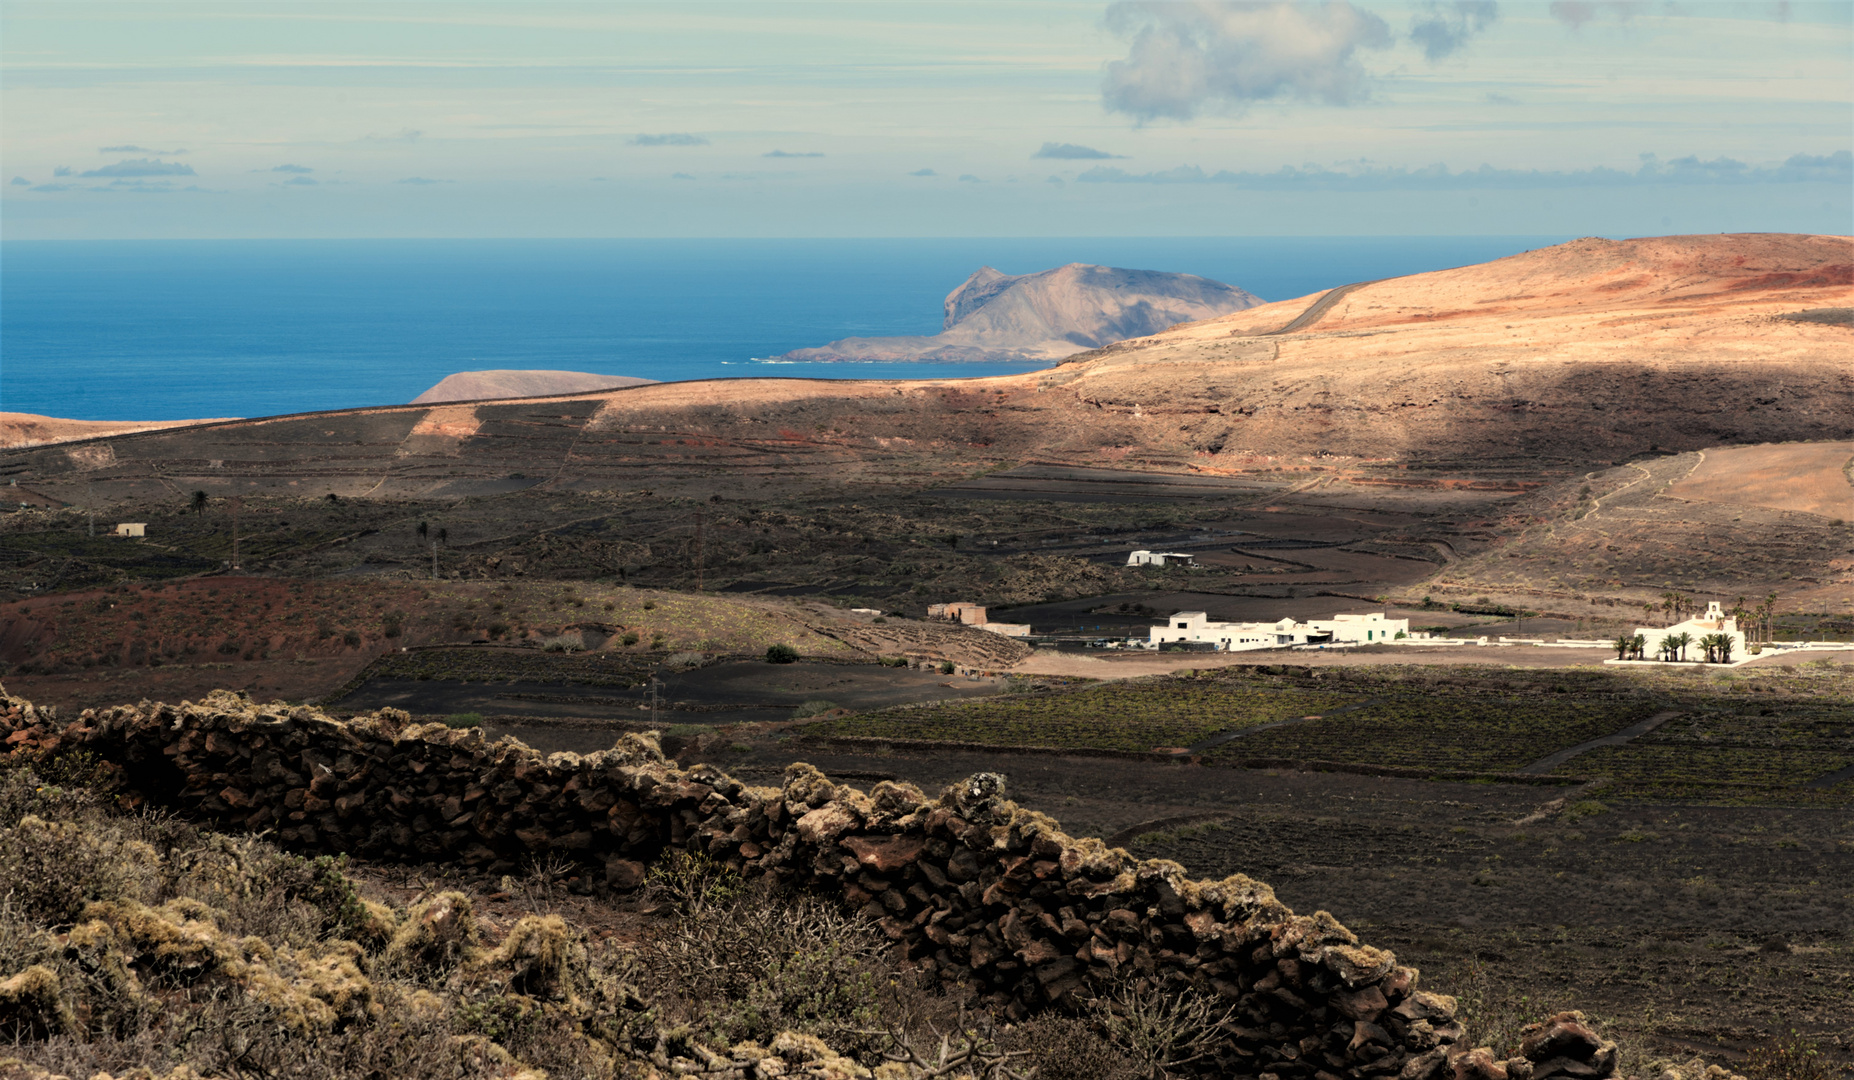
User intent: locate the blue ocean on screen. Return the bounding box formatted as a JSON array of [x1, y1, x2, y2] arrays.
[[2, 237, 1569, 421]]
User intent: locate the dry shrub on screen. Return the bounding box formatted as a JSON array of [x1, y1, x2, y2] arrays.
[[0, 812, 160, 924], [0, 965, 78, 1040], [492, 914, 582, 1002], [1744, 1033, 1837, 1080], [1005, 1015, 1141, 1080], [1087, 982, 1233, 1078], [641, 853, 891, 1051], [385, 891, 481, 975]]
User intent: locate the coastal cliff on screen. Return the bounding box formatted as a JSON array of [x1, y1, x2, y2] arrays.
[[777, 262, 1262, 363]]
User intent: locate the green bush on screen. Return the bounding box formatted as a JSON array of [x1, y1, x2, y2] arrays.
[[621, 631, 640, 646], [444, 713, 484, 729], [765, 643, 799, 664]]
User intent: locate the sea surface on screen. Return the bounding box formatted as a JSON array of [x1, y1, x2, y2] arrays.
[[2, 237, 1570, 421]]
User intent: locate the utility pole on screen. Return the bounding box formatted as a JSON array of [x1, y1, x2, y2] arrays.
[[694, 511, 704, 591], [87, 479, 95, 538], [229, 496, 242, 570]]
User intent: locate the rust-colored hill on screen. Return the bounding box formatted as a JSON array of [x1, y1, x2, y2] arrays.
[[4, 234, 1847, 507]]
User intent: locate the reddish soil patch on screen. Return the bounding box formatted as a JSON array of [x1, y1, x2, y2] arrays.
[[1666, 441, 1854, 519]]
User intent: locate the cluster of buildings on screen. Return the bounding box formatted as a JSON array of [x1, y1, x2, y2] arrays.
[[1144, 610, 1410, 651]]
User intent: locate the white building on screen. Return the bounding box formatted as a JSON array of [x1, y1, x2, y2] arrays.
[[1126, 550, 1195, 567], [1147, 610, 1410, 651], [980, 622, 1032, 638], [1633, 601, 1746, 662], [112, 523, 146, 537]]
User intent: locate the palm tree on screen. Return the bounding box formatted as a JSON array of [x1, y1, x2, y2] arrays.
[[191, 490, 208, 516], [1631, 633, 1647, 660], [1697, 633, 1720, 663], [1715, 634, 1734, 663], [1613, 634, 1634, 660], [1668, 631, 1693, 662]]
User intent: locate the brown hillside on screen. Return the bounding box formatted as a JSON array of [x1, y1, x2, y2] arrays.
[[3, 233, 1844, 511]]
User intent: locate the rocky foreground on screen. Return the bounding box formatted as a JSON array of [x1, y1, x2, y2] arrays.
[[0, 685, 1652, 1079]]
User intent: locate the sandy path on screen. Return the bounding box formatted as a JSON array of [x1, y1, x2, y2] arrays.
[[1006, 644, 1625, 678]]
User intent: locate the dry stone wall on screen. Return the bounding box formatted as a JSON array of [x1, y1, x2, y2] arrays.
[[1, 687, 1618, 1080]]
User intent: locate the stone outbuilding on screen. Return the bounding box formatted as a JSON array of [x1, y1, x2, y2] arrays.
[[927, 602, 989, 625], [112, 523, 146, 537]]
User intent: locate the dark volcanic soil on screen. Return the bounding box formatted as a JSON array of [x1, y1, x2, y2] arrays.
[[703, 742, 1853, 1067]]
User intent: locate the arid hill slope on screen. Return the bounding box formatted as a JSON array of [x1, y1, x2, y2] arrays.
[[4, 234, 1847, 506], [0, 412, 236, 450], [412, 369, 656, 404]]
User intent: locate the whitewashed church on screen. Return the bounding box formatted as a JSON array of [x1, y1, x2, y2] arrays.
[[1633, 601, 1746, 661]]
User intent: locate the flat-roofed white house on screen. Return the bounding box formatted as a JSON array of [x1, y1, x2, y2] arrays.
[[112, 523, 146, 537], [1634, 601, 1746, 662], [1147, 610, 1410, 651], [1126, 550, 1195, 567]]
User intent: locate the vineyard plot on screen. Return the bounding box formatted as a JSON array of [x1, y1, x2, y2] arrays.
[[1552, 706, 1854, 806], [1209, 696, 1663, 773], [803, 681, 1363, 753]]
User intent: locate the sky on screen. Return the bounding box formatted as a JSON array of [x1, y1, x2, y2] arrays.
[[2, 1, 1849, 238]]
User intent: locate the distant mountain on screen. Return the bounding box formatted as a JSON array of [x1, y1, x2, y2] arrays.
[[412, 370, 656, 404], [774, 263, 1262, 363]]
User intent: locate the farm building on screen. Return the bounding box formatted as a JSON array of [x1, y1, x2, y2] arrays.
[[1147, 610, 1410, 651], [112, 523, 146, 537], [1633, 601, 1746, 662], [979, 622, 1032, 637], [927, 602, 989, 625], [1126, 550, 1194, 567]]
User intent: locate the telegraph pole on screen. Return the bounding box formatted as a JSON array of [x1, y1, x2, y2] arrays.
[[694, 511, 704, 591], [229, 497, 242, 570]]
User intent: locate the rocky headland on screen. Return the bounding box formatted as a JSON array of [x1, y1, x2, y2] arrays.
[[775, 263, 1262, 363]]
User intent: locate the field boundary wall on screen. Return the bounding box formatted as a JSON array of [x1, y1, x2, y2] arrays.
[[0, 686, 1617, 1080]]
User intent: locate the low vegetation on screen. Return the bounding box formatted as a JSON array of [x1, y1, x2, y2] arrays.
[[0, 752, 1170, 1079]]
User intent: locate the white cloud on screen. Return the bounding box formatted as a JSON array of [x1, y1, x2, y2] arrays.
[[1102, 1, 1394, 122], [630, 133, 708, 146], [79, 159, 196, 178], [1033, 142, 1125, 159]]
